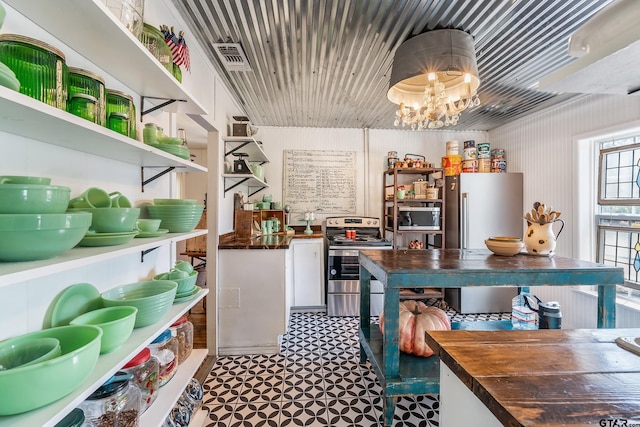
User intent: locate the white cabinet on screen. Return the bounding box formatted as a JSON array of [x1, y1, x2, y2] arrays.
[[291, 238, 325, 307], [0, 1, 210, 426]]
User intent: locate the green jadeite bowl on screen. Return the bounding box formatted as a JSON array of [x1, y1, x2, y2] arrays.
[[147, 205, 204, 232], [0, 337, 61, 371], [0, 184, 71, 214], [101, 280, 177, 328], [153, 198, 197, 205], [0, 212, 92, 261], [153, 270, 198, 294], [70, 306, 137, 354], [0, 325, 102, 415], [68, 207, 140, 233]]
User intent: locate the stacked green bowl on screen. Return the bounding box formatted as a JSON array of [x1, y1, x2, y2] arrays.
[[100, 280, 177, 328], [0, 325, 102, 415], [0, 184, 71, 214], [70, 306, 138, 354], [153, 270, 198, 294], [0, 212, 92, 261], [147, 204, 204, 233]]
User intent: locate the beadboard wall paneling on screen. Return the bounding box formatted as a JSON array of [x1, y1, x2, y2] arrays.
[[489, 93, 640, 328]]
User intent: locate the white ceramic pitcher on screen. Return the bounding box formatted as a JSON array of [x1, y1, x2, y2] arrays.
[[524, 219, 564, 255]]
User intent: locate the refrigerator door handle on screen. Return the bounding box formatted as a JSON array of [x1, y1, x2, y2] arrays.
[[461, 192, 469, 249]]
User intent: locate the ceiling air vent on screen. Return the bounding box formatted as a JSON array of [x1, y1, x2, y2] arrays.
[[212, 42, 252, 72]]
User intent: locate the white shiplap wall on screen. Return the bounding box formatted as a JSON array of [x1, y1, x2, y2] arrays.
[[489, 93, 640, 328]]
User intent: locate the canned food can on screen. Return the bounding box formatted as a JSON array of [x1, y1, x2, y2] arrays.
[[491, 148, 506, 159], [445, 140, 459, 156], [462, 147, 477, 160], [478, 158, 491, 173], [462, 159, 478, 173], [463, 140, 476, 149], [491, 158, 507, 173], [442, 155, 462, 176], [477, 143, 491, 158]]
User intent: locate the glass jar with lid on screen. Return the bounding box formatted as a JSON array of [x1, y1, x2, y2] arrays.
[[68, 67, 106, 126], [106, 89, 136, 138], [78, 371, 141, 427], [0, 34, 68, 110], [121, 347, 160, 413], [142, 123, 158, 144], [148, 329, 178, 387], [169, 315, 193, 364], [181, 378, 203, 417]]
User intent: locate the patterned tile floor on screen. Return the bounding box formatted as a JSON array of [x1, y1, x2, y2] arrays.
[[202, 302, 509, 427]]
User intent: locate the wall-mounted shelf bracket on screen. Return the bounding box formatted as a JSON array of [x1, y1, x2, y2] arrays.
[[141, 166, 176, 192], [140, 96, 187, 120], [141, 246, 160, 262]]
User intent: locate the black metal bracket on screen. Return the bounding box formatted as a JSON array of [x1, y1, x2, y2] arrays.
[[141, 246, 160, 262], [141, 166, 175, 192], [140, 96, 187, 120]]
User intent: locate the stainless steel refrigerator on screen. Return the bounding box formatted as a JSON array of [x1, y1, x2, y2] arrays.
[[444, 172, 523, 313]]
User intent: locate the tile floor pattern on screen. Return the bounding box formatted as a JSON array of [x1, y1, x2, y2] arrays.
[[202, 301, 510, 427]]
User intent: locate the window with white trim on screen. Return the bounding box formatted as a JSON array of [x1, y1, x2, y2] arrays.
[[596, 136, 640, 301]]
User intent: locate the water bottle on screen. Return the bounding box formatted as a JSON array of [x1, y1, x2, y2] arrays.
[[511, 293, 537, 329]]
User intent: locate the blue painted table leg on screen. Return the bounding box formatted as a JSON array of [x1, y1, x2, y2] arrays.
[[598, 284, 616, 328], [360, 266, 372, 363], [384, 396, 396, 426]]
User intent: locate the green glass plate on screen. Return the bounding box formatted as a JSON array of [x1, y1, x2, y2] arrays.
[[134, 229, 169, 238], [48, 283, 101, 327], [78, 231, 138, 247], [173, 286, 202, 304]]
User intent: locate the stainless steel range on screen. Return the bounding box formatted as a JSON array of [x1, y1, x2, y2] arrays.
[[324, 216, 392, 317]]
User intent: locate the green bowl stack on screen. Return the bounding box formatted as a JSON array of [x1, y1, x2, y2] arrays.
[[101, 280, 177, 328], [147, 202, 204, 233]]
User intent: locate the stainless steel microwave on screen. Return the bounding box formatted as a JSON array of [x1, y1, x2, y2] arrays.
[[397, 206, 441, 230]]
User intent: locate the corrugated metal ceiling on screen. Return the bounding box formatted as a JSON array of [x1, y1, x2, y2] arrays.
[[172, 0, 614, 131]]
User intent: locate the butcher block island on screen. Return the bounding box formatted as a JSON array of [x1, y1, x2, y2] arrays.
[[357, 249, 625, 426], [425, 328, 640, 426]]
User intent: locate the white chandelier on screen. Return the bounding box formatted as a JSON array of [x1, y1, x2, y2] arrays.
[[387, 29, 481, 130]]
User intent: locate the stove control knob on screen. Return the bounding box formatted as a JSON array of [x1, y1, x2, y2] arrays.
[[366, 220, 371, 225]]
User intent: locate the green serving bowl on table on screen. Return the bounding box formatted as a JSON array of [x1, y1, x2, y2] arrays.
[[0, 184, 70, 214], [0, 212, 92, 261], [101, 280, 177, 328], [0, 325, 102, 415], [70, 306, 137, 354]]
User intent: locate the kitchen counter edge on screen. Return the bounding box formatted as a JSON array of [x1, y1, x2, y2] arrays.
[[218, 231, 324, 249]]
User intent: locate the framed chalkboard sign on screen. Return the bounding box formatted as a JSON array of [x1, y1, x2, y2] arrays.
[[282, 149, 357, 215]]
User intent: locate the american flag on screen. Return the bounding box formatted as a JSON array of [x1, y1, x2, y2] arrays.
[[160, 26, 191, 72]]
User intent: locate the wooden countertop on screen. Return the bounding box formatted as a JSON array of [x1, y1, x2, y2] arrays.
[[425, 328, 640, 426], [218, 230, 324, 249]]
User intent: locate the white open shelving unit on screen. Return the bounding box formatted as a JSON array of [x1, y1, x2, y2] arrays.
[[223, 136, 270, 196], [0, 1, 212, 425]]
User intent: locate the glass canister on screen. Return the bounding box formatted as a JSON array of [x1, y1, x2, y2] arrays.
[[78, 371, 141, 427], [69, 93, 98, 124], [169, 315, 193, 364], [148, 329, 178, 387], [181, 378, 203, 416], [0, 34, 68, 110], [139, 23, 173, 73], [103, 0, 145, 39], [142, 123, 158, 144], [106, 89, 136, 138], [121, 347, 160, 413], [68, 67, 106, 126]]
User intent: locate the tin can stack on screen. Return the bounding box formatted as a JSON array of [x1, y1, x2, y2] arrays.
[[491, 148, 507, 173], [445, 140, 459, 156], [461, 140, 478, 172], [477, 142, 491, 172]]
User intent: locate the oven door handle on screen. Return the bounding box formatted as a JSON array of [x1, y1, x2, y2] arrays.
[[328, 249, 360, 257]]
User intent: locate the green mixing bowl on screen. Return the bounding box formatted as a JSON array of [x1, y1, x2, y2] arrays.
[[101, 280, 177, 328], [153, 270, 198, 294], [0, 337, 61, 370], [147, 205, 204, 232], [70, 306, 137, 354], [0, 212, 92, 261], [69, 207, 139, 233], [0, 325, 102, 415], [0, 184, 70, 214], [153, 198, 197, 205]]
